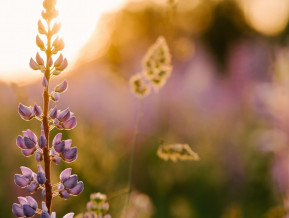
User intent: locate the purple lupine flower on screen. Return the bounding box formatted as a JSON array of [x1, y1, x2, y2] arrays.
[[49, 106, 58, 119], [14, 167, 33, 188], [22, 129, 37, 149], [62, 117, 77, 130], [55, 80, 68, 93], [57, 108, 71, 122], [18, 104, 34, 120], [37, 165, 46, 185], [26, 181, 39, 194], [32, 104, 42, 116], [58, 168, 84, 198], [12, 196, 38, 217]]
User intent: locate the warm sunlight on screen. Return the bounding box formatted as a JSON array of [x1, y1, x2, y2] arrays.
[[0, 0, 127, 84]]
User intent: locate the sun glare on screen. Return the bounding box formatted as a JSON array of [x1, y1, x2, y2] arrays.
[[0, 0, 127, 84]]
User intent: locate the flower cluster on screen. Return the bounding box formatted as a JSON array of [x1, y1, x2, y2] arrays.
[[12, 0, 83, 217], [157, 143, 200, 162], [129, 36, 172, 98], [75, 193, 111, 218]]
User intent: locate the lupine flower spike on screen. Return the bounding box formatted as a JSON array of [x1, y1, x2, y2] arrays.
[[13, 0, 83, 217], [75, 193, 111, 218]]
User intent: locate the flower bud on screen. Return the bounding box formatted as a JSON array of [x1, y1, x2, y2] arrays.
[[68, 181, 84, 196], [62, 147, 77, 162], [63, 174, 78, 189], [37, 165, 47, 184], [52, 69, 62, 76], [42, 76, 48, 88], [36, 35, 46, 51], [38, 19, 47, 35], [18, 104, 33, 120], [60, 168, 72, 183], [58, 108, 71, 122], [55, 80, 68, 93], [27, 181, 39, 193], [22, 148, 36, 157], [36, 52, 44, 65], [52, 37, 64, 51], [24, 137, 36, 149], [58, 58, 68, 71], [49, 106, 58, 119], [54, 141, 65, 153], [23, 204, 36, 217], [48, 56, 53, 67], [14, 174, 30, 187], [38, 135, 47, 148], [35, 151, 43, 162], [12, 203, 25, 217], [29, 58, 40, 70], [54, 54, 63, 67], [62, 117, 77, 129], [51, 22, 61, 35], [51, 92, 60, 102], [32, 104, 42, 116]]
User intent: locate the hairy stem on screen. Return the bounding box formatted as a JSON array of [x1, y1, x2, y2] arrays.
[[42, 22, 52, 214], [125, 100, 143, 217]]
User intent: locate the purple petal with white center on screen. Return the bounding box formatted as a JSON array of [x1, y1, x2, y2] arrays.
[[52, 133, 62, 146], [26, 196, 38, 210], [55, 80, 68, 93], [64, 139, 72, 149], [27, 181, 39, 193], [23, 204, 36, 217], [49, 106, 58, 119], [60, 189, 70, 199], [63, 212, 75, 218], [21, 148, 36, 157], [62, 147, 77, 162], [60, 168, 72, 183], [14, 174, 29, 187], [32, 104, 42, 116], [16, 136, 27, 149], [63, 174, 78, 189], [12, 203, 24, 217], [57, 108, 71, 122], [24, 137, 36, 149], [62, 117, 77, 130], [20, 166, 33, 180], [54, 141, 65, 153], [68, 181, 84, 196]]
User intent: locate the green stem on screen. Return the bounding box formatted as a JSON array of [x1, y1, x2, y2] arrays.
[[125, 99, 144, 217]]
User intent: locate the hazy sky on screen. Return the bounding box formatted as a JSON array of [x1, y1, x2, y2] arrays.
[[0, 0, 127, 84]]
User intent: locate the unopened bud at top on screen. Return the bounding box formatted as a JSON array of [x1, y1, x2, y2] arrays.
[[36, 52, 44, 65], [36, 35, 46, 51], [51, 22, 61, 35], [38, 20, 47, 35]]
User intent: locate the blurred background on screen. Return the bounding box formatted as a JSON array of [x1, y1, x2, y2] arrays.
[[2, 0, 289, 217]]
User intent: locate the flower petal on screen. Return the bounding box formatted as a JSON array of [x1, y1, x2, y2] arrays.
[[68, 181, 84, 196]]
